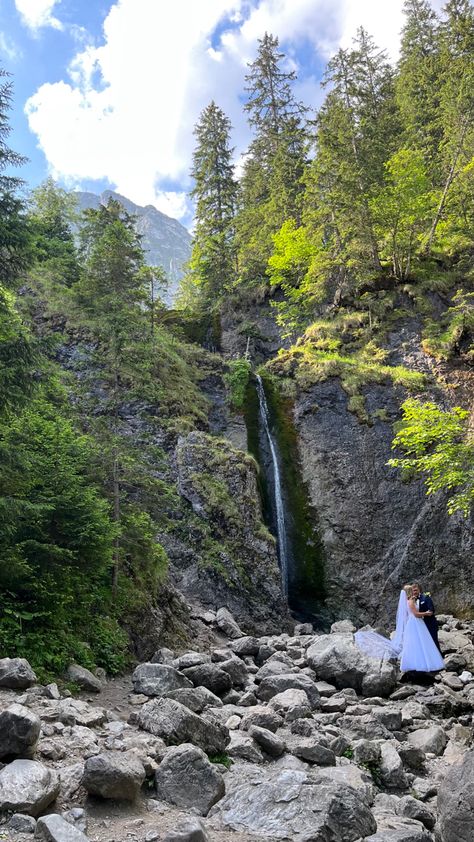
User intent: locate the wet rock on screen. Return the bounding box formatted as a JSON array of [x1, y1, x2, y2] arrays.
[[65, 664, 102, 693], [0, 657, 36, 689], [437, 747, 474, 842], [155, 744, 225, 816], [132, 663, 192, 697], [0, 704, 41, 759], [210, 768, 376, 840], [34, 814, 90, 841], [0, 760, 59, 817], [82, 751, 146, 801], [136, 697, 229, 754]]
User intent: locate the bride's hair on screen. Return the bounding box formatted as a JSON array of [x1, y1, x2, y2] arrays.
[[403, 584, 413, 599]]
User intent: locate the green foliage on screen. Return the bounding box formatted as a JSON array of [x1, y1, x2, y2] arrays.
[[224, 357, 252, 408], [388, 399, 474, 516], [422, 289, 474, 360]]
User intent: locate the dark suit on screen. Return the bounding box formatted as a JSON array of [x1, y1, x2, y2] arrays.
[[418, 593, 441, 652]]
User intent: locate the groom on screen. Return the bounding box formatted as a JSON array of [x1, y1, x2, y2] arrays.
[[412, 582, 441, 652]]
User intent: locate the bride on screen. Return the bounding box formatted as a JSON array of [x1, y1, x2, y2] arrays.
[[355, 584, 445, 673]]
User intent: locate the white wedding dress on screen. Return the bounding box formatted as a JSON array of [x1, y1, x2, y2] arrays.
[[355, 590, 445, 673]]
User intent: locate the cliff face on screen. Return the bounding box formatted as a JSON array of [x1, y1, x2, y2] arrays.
[[294, 376, 473, 625]]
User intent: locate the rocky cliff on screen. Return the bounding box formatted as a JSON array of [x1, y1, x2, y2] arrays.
[[75, 190, 191, 305]]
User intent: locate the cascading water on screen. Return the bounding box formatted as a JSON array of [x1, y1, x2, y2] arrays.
[[256, 374, 288, 597]]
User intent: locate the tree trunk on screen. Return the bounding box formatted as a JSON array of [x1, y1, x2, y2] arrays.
[[424, 118, 468, 254]]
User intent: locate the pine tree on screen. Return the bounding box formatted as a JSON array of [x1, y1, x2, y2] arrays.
[[189, 101, 237, 300], [397, 0, 442, 169], [29, 177, 80, 290]]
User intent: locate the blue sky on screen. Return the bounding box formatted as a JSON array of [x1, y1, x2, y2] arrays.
[[0, 0, 446, 228]]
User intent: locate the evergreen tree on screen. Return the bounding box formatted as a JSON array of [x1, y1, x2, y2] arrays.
[[397, 0, 442, 169], [188, 101, 237, 300], [28, 178, 79, 289]]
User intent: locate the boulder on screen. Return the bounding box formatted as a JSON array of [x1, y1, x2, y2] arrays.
[[182, 664, 232, 696], [219, 657, 248, 688], [215, 608, 243, 639], [163, 817, 209, 842], [379, 742, 408, 790], [82, 752, 145, 801], [396, 796, 436, 831], [240, 706, 283, 733], [34, 814, 90, 841], [164, 686, 222, 713], [172, 652, 211, 671], [437, 748, 474, 842], [306, 635, 397, 697], [407, 726, 447, 757], [291, 740, 336, 766], [257, 674, 320, 708], [136, 697, 229, 754], [155, 744, 225, 816], [0, 760, 59, 817], [8, 814, 37, 834], [229, 637, 260, 657], [227, 731, 264, 763], [65, 664, 102, 693], [364, 816, 434, 841], [0, 704, 41, 759], [132, 663, 192, 697], [210, 768, 376, 840], [249, 726, 286, 758], [0, 657, 36, 689]]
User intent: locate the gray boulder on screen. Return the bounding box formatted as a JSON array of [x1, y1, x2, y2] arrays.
[[210, 768, 376, 840], [379, 742, 408, 790], [257, 674, 320, 708], [407, 726, 447, 757], [172, 652, 211, 671], [136, 697, 229, 754], [306, 635, 397, 697], [240, 705, 283, 733], [0, 760, 59, 816], [182, 664, 232, 696], [0, 657, 36, 689], [230, 636, 259, 656], [8, 814, 36, 834], [249, 726, 286, 758], [364, 815, 434, 841], [82, 751, 145, 800], [215, 608, 243, 639], [164, 686, 222, 713], [396, 796, 436, 831], [163, 817, 209, 842], [35, 814, 90, 841], [437, 748, 474, 842], [0, 704, 41, 759], [155, 744, 225, 816], [132, 663, 192, 697], [65, 664, 102, 693]]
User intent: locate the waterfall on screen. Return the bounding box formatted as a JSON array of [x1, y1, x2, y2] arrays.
[[256, 374, 288, 597]]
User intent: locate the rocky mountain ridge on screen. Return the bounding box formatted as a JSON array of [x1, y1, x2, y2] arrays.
[[74, 190, 192, 306]]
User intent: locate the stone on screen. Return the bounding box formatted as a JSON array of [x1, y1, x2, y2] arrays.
[[151, 647, 174, 664], [44, 684, 61, 700], [164, 686, 222, 713], [379, 742, 408, 790], [292, 740, 336, 766], [155, 743, 225, 816], [249, 726, 286, 757], [407, 726, 448, 756], [8, 814, 37, 834], [65, 664, 102, 693], [353, 739, 382, 766], [163, 817, 210, 842], [364, 815, 434, 841], [227, 731, 264, 763], [0, 704, 41, 759], [82, 751, 145, 800], [219, 657, 248, 688], [398, 744, 425, 771], [331, 620, 356, 633], [396, 796, 436, 831], [255, 659, 300, 681], [240, 705, 283, 733], [257, 673, 320, 708], [306, 635, 397, 697], [0, 657, 36, 689], [0, 760, 59, 817], [268, 688, 311, 713], [182, 664, 232, 696], [62, 808, 87, 834], [136, 697, 229, 754], [437, 747, 474, 842], [294, 623, 313, 635], [132, 663, 192, 696], [172, 652, 210, 671], [210, 768, 376, 840], [320, 696, 346, 713], [311, 765, 375, 806], [34, 814, 90, 841], [229, 636, 260, 656], [215, 608, 243, 639]]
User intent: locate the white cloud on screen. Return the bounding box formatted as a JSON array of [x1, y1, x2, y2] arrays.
[[0, 31, 22, 61], [15, 0, 62, 31], [25, 0, 431, 223]]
